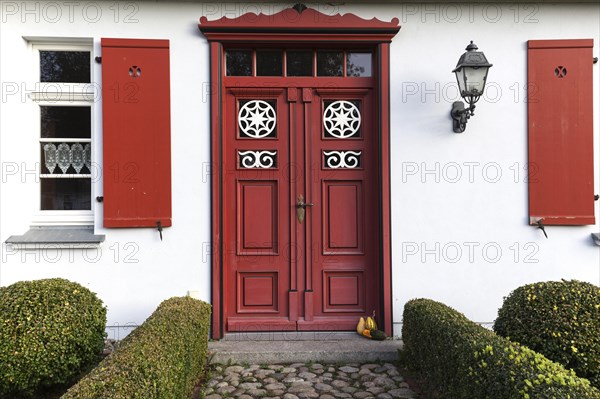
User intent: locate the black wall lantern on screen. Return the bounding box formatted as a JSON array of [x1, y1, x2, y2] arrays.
[[451, 41, 493, 133]]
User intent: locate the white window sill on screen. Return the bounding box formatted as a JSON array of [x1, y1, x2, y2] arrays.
[[5, 226, 105, 248]]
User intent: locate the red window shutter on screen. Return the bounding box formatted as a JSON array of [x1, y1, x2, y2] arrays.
[[528, 39, 595, 225], [101, 38, 172, 227]]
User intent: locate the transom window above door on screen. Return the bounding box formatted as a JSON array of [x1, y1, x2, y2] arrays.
[[225, 49, 372, 77]]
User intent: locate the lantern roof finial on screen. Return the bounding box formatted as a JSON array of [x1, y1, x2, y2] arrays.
[[466, 41, 478, 51]]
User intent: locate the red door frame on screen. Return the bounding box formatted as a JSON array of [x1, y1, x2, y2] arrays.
[[199, 5, 400, 339]]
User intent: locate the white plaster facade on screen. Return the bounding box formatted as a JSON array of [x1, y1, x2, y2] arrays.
[[1, 1, 598, 337]]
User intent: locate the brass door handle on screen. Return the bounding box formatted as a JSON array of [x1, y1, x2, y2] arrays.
[[296, 195, 314, 223]]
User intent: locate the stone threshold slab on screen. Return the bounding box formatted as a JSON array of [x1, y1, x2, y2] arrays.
[[208, 337, 403, 364]]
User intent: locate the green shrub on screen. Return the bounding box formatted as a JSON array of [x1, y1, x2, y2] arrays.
[[402, 298, 600, 399], [61, 296, 211, 399], [0, 278, 106, 397], [494, 280, 600, 388]]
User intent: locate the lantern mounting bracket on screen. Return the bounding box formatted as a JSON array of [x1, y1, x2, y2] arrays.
[[451, 101, 476, 133]]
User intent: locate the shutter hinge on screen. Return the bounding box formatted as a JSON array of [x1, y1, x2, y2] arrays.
[[95, 56, 102, 64], [96, 196, 104, 203], [595, 194, 599, 201], [594, 57, 598, 64], [156, 221, 163, 241]]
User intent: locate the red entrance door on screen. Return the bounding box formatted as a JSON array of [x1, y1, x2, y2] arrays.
[[199, 6, 399, 338], [223, 75, 379, 332]]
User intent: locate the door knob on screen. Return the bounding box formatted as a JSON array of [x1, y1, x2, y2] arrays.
[[296, 194, 314, 223]]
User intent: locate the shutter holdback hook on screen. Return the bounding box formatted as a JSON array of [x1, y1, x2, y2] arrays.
[[156, 221, 163, 241], [536, 219, 548, 239]]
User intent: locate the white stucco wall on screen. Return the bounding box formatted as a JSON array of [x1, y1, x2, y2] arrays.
[[1, 2, 598, 338]]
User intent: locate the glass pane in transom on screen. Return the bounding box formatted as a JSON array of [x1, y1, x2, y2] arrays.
[[257, 50, 283, 76], [286, 50, 313, 76], [347, 52, 372, 77], [226, 50, 252, 76], [317, 51, 343, 76]]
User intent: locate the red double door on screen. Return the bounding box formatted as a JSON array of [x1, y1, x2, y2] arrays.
[[223, 79, 380, 332]]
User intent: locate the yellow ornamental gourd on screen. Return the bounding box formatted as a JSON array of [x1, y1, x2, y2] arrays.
[[356, 317, 366, 334], [366, 311, 378, 330]]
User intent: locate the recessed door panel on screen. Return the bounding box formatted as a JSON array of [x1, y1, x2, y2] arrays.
[[237, 181, 278, 254], [323, 271, 365, 312], [323, 181, 363, 254], [237, 272, 279, 312]]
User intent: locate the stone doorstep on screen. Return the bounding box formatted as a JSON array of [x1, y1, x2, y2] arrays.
[[208, 334, 404, 364]]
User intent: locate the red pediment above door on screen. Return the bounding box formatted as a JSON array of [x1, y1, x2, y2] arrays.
[[198, 4, 400, 42]]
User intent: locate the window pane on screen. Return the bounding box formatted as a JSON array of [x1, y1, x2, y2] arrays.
[[257, 50, 282, 76], [40, 51, 90, 83], [226, 50, 252, 76], [317, 51, 343, 76], [347, 52, 372, 77], [41, 178, 91, 210], [286, 51, 312, 76], [41, 106, 91, 139]]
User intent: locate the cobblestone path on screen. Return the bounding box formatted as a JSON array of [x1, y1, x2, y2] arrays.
[[203, 362, 417, 399]]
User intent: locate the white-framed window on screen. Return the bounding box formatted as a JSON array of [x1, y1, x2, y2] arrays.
[[28, 41, 95, 226]]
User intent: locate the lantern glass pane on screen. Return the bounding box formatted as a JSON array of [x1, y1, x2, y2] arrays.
[[463, 66, 488, 95], [455, 68, 467, 95]]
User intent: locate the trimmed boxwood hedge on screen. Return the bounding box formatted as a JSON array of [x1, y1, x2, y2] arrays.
[[494, 280, 600, 388], [61, 296, 211, 399], [402, 298, 600, 399], [0, 278, 106, 397]]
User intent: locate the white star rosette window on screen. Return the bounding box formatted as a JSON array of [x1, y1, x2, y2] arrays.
[[238, 100, 277, 138], [323, 100, 361, 138]]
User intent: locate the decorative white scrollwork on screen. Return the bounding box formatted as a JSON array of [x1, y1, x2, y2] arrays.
[[323, 100, 361, 138], [323, 150, 362, 169], [238, 100, 277, 138], [239, 150, 277, 168], [43, 142, 91, 174]]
